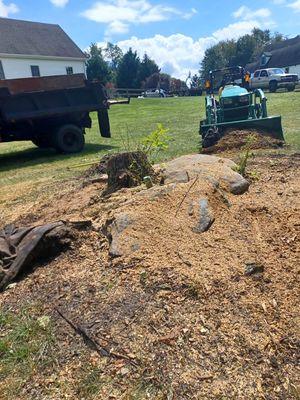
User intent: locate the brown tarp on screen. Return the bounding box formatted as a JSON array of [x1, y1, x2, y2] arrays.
[[0, 221, 68, 291]]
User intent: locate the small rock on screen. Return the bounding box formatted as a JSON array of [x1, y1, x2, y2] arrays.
[[102, 213, 139, 257], [5, 282, 17, 290], [187, 202, 194, 216], [222, 173, 250, 195], [119, 367, 130, 376], [37, 315, 51, 329], [193, 198, 215, 233], [244, 262, 264, 276]]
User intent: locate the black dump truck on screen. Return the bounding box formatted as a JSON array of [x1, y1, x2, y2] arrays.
[[0, 74, 113, 153]]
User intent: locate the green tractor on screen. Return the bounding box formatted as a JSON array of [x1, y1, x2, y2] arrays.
[[200, 66, 284, 148]]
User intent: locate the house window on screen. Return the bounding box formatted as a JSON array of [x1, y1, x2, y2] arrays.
[[66, 67, 73, 75], [31, 65, 40, 77], [0, 61, 5, 79]]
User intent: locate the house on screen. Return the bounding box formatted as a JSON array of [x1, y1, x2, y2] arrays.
[[0, 17, 86, 80], [246, 35, 300, 75]]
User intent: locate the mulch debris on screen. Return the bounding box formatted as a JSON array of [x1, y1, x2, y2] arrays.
[[203, 129, 284, 153], [0, 152, 299, 399]]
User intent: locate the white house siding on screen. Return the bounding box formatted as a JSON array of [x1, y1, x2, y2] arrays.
[[0, 56, 86, 79], [287, 64, 300, 76]]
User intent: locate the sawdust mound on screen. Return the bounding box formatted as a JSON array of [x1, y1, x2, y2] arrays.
[[203, 129, 284, 153], [0, 154, 299, 399]]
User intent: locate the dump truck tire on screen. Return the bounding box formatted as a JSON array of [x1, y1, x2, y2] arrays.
[[269, 81, 277, 93], [54, 124, 85, 153], [32, 134, 52, 148], [287, 85, 295, 92]]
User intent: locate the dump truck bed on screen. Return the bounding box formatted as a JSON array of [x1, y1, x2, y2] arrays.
[[0, 81, 108, 123], [0, 73, 86, 95], [0, 75, 111, 153]]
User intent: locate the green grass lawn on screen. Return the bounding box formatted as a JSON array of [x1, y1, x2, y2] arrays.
[[0, 93, 299, 208]]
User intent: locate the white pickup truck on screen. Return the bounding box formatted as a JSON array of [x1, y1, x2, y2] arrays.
[[249, 68, 298, 93]]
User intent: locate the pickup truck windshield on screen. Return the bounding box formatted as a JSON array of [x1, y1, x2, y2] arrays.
[[269, 68, 284, 75]]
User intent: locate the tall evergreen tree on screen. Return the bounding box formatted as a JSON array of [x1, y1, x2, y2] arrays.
[[116, 48, 140, 88], [137, 54, 160, 87], [104, 42, 123, 71], [85, 43, 111, 83]]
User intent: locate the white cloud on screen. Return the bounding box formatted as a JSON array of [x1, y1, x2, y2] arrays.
[[92, 5, 276, 80], [106, 20, 129, 35], [213, 21, 263, 41], [233, 5, 271, 20], [269, 0, 300, 12], [288, 0, 300, 12], [107, 14, 276, 80], [81, 0, 197, 35], [50, 0, 69, 7], [0, 0, 19, 17]]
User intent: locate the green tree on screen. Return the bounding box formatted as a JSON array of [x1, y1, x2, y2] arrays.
[[104, 42, 123, 71], [137, 54, 160, 87], [144, 72, 171, 91], [116, 48, 141, 88], [200, 39, 236, 80], [85, 43, 111, 83], [170, 77, 187, 92], [232, 34, 256, 66], [200, 28, 285, 80], [190, 74, 202, 88]]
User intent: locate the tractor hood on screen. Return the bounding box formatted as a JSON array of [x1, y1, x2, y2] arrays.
[[221, 85, 248, 98]]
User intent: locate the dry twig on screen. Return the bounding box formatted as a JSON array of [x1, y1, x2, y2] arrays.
[[175, 175, 199, 216], [55, 308, 138, 365]]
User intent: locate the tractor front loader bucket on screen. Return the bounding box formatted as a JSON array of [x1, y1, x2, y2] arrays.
[[201, 115, 284, 148], [224, 115, 284, 140]]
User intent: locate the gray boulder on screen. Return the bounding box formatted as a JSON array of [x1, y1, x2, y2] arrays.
[[162, 154, 249, 194]]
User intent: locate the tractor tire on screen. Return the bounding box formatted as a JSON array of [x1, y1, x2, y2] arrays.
[[202, 130, 219, 148], [32, 134, 52, 148], [287, 85, 295, 92], [53, 124, 85, 154], [269, 81, 277, 93]]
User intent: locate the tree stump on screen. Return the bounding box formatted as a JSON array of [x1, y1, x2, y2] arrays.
[[105, 151, 154, 194]]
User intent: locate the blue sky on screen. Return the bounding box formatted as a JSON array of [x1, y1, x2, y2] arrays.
[[1, 0, 300, 78]]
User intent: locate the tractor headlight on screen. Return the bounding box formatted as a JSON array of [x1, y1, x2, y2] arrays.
[[239, 96, 249, 103], [223, 98, 233, 105]]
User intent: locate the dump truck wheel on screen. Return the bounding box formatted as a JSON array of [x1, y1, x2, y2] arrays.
[[287, 85, 295, 92], [54, 124, 85, 153], [32, 135, 51, 148], [269, 81, 277, 93]]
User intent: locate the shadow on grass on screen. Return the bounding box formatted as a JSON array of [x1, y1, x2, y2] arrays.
[[0, 143, 116, 172]]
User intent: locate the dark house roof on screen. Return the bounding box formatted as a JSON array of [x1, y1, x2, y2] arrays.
[[0, 17, 85, 59], [246, 35, 300, 72]]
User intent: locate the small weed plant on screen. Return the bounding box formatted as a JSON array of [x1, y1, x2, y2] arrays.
[[141, 123, 171, 162], [234, 134, 257, 176]]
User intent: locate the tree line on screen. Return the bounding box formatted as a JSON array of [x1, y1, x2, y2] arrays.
[[200, 28, 286, 80], [85, 43, 188, 92], [86, 28, 286, 90]]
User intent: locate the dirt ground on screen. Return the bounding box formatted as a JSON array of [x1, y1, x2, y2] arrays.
[[0, 147, 299, 399], [202, 130, 284, 154]]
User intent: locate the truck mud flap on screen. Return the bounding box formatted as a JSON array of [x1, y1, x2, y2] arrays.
[[97, 109, 111, 138]]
